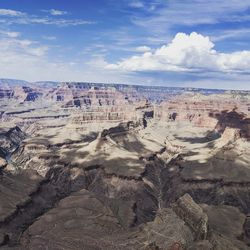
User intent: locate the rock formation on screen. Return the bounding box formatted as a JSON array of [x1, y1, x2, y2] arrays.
[[0, 81, 250, 249], [172, 193, 208, 240]]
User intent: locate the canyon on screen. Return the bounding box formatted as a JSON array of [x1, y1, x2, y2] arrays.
[[0, 79, 250, 249]]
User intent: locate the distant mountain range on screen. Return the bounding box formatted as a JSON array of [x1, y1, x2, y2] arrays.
[[0, 78, 227, 94], [0, 79, 60, 88]]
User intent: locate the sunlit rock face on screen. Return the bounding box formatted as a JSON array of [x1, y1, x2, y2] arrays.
[[155, 92, 249, 127], [0, 86, 43, 103], [0, 81, 250, 249]]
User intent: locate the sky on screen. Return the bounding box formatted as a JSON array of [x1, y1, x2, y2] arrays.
[[1, 0, 250, 89]]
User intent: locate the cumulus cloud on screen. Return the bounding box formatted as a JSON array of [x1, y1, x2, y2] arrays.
[[1, 32, 250, 89], [107, 32, 250, 73]]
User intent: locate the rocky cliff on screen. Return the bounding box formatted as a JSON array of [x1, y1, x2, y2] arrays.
[[0, 82, 250, 249]]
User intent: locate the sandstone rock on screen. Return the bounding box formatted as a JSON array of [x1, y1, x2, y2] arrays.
[[244, 216, 250, 234], [213, 110, 250, 140], [210, 233, 249, 250], [202, 204, 248, 250], [0, 126, 26, 153], [137, 208, 194, 249], [0, 170, 42, 223], [172, 193, 208, 240], [144, 242, 160, 250], [0, 231, 4, 246], [187, 240, 213, 250], [243, 215, 250, 245], [0, 82, 250, 250], [154, 93, 250, 135], [0, 157, 7, 169], [169, 242, 183, 250], [20, 189, 125, 250], [204, 203, 247, 236]]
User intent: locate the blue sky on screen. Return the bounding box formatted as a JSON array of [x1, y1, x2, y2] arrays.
[[1, 0, 250, 89]]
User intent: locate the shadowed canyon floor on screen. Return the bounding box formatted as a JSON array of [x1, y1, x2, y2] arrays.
[[0, 81, 250, 249]]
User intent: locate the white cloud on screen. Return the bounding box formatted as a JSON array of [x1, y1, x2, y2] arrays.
[[0, 37, 48, 57], [131, 1, 250, 35], [0, 36, 75, 80], [42, 36, 57, 41], [106, 32, 250, 74], [0, 8, 94, 27], [6, 31, 20, 38], [135, 45, 151, 52], [0, 9, 24, 17], [128, 1, 144, 8], [0, 35, 130, 83], [211, 28, 250, 42], [0, 30, 20, 38], [5, 17, 94, 26], [48, 9, 67, 16], [1, 33, 250, 90]]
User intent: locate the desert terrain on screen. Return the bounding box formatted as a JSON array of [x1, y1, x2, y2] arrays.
[[0, 80, 250, 249]]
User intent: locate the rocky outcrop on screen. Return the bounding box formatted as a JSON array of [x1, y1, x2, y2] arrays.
[[187, 240, 213, 250], [172, 194, 208, 240], [202, 204, 247, 249], [243, 215, 250, 245], [211, 110, 250, 140], [0, 88, 13, 99], [101, 121, 139, 137], [154, 93, 250, 134], [216, 127, 241, 146], [0, 126, 26, 155], [20, 189, 125, 250], [0, 86, 43, 102], [0, 170, 42, 228], [136, 208, 194, 249], [0, 158, 7, 169], [1, 81, 250, 249]]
